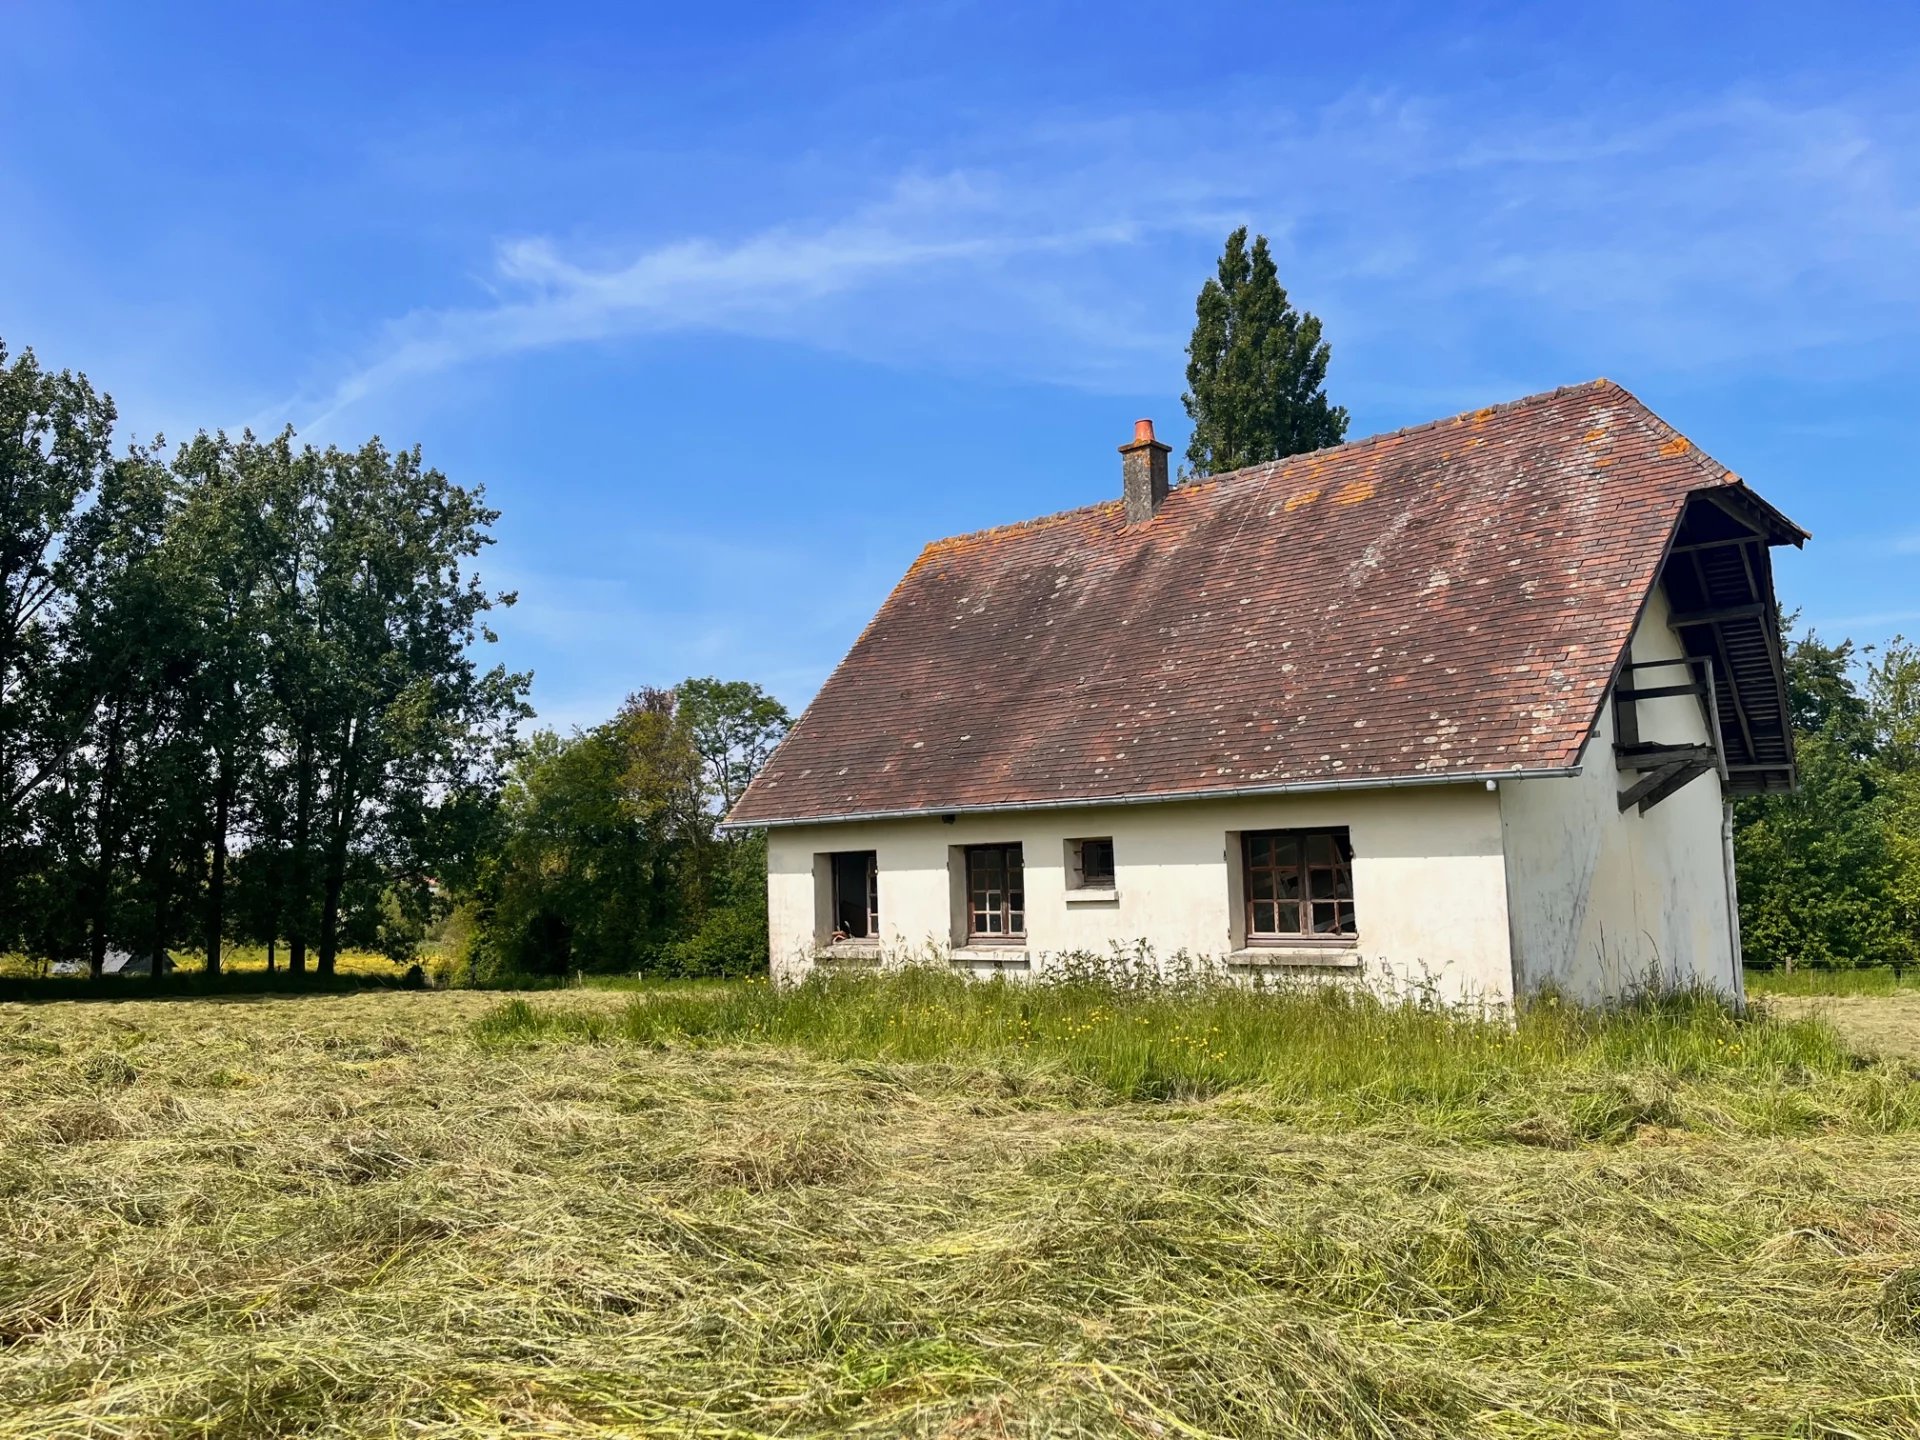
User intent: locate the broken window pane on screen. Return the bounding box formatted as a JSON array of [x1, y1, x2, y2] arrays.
[[1242, 829, 1356, 941]]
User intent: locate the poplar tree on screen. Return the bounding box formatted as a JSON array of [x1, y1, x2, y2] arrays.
[[1182, 227, 1348, 476]]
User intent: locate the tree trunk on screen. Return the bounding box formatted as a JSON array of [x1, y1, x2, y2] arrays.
[[318, 843, 346, 976], [85, 700, 126, 980], [316, 718, 364, 975], [288, 729, 315, 974], [148, 827, 170, 986], [205, 756, 232, 976], [316, 718, 362, 977], [267, 935, 276, 973]]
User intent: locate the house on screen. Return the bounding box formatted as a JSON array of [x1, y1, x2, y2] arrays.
[[724, 381, 1804, 1007]]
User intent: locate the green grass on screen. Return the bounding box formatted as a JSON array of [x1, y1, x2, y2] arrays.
[[3, 977, 1919, 1437], [1746, 966, 1920, 997], [474, 967, 1914, 1142]]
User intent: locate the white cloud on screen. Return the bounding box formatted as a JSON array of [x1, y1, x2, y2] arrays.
[[288, 171, 1217, 434], [285, 84, 1920, 434]]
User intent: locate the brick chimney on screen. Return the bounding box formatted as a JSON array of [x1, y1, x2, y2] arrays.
[[1119, 418, 1170, 524]]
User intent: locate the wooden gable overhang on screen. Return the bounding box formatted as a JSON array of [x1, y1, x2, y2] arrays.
[[1613, 485, 1807, 812]]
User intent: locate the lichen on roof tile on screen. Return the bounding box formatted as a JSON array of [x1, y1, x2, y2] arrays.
[[728, 381, 1780, 824]]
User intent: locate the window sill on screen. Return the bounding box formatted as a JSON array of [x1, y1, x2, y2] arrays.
[[818, 943, 883, 964], [1229, 946, 1362, 970], [950, 947, 1030, 968], [1063, 886, 1118, 905]]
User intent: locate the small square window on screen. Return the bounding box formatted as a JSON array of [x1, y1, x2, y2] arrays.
[[1068, 837, 1116, 890]]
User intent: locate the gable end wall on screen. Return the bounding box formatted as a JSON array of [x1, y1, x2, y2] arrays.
[[1496, 588, 1739, 1002]]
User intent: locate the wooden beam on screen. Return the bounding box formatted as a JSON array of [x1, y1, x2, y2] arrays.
[[1690, 490, 1773, 541], [1676, 539, 1760, 763], [1616, 682, 1707, 702], [1615, 743, 1717, 772], [1620, 760, 1690, 812], [1619, 758, 1712, 814], [1612, 677, 1639, 747], [1668, 601, 1768, 627], [1670, 534, 1771, 555]]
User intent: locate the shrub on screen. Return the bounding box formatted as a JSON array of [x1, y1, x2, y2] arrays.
[[655, 902, 767, 979]]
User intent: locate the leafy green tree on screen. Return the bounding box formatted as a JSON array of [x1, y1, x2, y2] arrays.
[[1866, 637, 1920, 971], [165, 432, 279, 974], [1182, 227, 1348, 476], [1735, 620, 1912, 971], [677, 677, 789, 814], [1736, 730, 1902, 969], [41, 443, 200, 975], [0, 341, 120, 943], [482, 690, 696, 976], [1780, 614, 1873, 756], [300, 438, 528, 974], [471, 679, 786, 980], [0, 334, 529, 981], [668, 678, 787, 974], [1866, 635, 1920, 773]]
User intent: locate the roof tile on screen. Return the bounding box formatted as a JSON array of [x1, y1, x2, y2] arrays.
[[729, 381, 1773, 825]]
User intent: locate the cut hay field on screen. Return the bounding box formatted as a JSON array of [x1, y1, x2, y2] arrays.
[[3, 976, 1919, 1438]]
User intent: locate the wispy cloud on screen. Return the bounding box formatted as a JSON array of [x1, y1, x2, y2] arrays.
[[287, 172, 1223, 434], [283, 82, 1920, 437]]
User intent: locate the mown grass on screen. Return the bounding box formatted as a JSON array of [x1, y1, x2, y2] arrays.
[[475, 967, 1916, 1143], [3, 979, 1918, 1437]]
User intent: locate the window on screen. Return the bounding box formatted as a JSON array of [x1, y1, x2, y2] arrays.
[[1068, 837, 1116, 890], [965, 844, 1025, 942], [829, 851, 878, 941], [1242, 829, 1355, 941]]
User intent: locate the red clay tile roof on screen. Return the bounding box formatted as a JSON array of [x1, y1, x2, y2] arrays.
[[728, 380, 1795, 826]]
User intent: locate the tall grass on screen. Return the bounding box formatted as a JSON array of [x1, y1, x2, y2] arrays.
[[1746, 965, 1920, 997], [475, 967, 1913, 1140]]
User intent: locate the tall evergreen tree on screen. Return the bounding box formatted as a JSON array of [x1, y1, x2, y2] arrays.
[[1182, 227, 1348, 476]]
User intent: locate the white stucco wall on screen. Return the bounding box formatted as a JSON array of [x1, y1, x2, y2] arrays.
[[1497, 588, 1739, 1002], [765, 784, 1516, 1007]]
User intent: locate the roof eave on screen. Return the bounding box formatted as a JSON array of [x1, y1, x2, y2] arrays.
[[718, 763, 1584, 832], [1710, 479, 1810, 548]]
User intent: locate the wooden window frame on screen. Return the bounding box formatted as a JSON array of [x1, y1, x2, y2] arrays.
[[829, 851, 878, 942], [1069, 837, 1116, 890], [1241, 828, 1356, 944], [964, 843, 1026, 944]]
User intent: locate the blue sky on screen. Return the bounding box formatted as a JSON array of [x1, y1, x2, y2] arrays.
[[4, 2, 1916, 730]]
